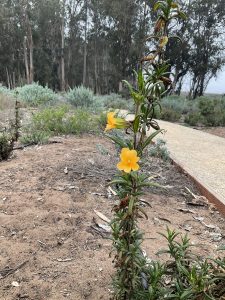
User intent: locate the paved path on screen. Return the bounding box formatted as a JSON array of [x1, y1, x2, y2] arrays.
[[157, 120, 225, 213]]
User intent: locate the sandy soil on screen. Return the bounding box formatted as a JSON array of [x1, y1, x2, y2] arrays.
[[201, 127, 225, 139], [0, 135, 224, 300]]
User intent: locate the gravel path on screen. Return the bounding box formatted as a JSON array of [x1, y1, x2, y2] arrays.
[[157, 120, 225, 211]]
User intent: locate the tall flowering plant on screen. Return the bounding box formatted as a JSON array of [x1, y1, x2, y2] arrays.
[[105, 1, 185, 299]]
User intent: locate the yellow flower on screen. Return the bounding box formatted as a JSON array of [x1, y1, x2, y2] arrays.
[[105, 112, 128, 131], [117, 148, 140, 173]]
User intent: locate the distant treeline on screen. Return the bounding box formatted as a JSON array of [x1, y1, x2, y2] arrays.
[[0, 0, 225, 98]]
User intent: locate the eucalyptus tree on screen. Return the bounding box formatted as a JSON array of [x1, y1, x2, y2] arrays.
[[187, 0, 225, 98]]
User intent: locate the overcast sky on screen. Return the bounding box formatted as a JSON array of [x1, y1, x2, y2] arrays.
[[206, 68, 225, 94], [182, 67, 225, 95]]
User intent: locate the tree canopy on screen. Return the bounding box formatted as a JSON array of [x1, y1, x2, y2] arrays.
[[0, 0, 224, 97]]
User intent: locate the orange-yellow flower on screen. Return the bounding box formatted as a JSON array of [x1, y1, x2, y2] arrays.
[[117, 148, 140, 173], [105, 112, 128, 131]]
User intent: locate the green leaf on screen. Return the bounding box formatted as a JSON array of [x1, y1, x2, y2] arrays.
[[178, 11, 187, 20], [180, 289, 194, 299], [133, 115, 140, 133], [105, 134, 128, 148], [156, 249, 170, 256], [122, 80, 134, 94], [142, 129, 163, 150], [108, 179, 130, 186], [137, 69, 145, 92], [154, 1, 166, 12]]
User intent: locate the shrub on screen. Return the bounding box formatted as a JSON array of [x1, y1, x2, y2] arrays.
[[32, 105, 68, 134], [100, 93, 132, 110], [184, 112, 203, 126], [20, 106, 97, 144], [67, 85, 94, 107], [0, 86, 12, 95], [143, 228, 225, 300], [197, 97, 225, 126], [65, 109, 97, 134], [0, 86, 15, 110], [97, 111, 107, 130], [160, 107, 181, 122], [148, 139, 170, 161], [0, 132, 14, 161], [15, 83, 58, 106], [161, 95, 190, 114], [20, 128, 50, 145]]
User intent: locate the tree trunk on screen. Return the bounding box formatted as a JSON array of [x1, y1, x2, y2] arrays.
[[6, 67, 11, 89], [82, 0, 88, 86], [29, 41, 34, 83], [12, 72, 16, 89], [189, 75, 196, 99], [171, 67, 179, 94], [23, 36, 30, 84], [94, 39, 98, 94], [199, 74, 205, 97], [27, 17, 34, 83], [60, 0, 65, 91]]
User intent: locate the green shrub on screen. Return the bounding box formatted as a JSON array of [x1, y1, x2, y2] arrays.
[[160, 107, 181, 122], [20, 128, 50, 145], [67, 85, 94, 107], [0, 132, 13, 161], [184, 112, 203, 126], [161, 95, 190, 114], [142, 228, 225, 300], [97, 111, 107, 130], [65, 109, 97, 134], [15, 83, 58, 106], [101, 93, 132, 110], [32, 105, 68, 134], [197, 97, 225, 126], [148, 139, 170, 161], [21, 106, 97, 143], [0, 86, 13, 96]]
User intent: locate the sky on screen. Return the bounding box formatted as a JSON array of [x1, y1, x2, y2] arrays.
[[182, 67, 225, 95], [206, 68, 225, 94]]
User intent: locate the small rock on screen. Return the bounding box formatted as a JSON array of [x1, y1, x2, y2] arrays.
[[209, 232, 222, 242], [12, 281, 20, 287]]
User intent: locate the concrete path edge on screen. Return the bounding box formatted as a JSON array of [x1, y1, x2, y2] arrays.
[[169, 153, 225, 215]]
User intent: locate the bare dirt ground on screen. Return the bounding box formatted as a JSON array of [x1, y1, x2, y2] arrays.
[[202, 127, 225, 139], [0, 135, 224, 300]]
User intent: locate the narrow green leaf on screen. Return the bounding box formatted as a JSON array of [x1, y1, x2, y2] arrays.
[[133, 115, 140, 133], [142, 129, 163, 150], [105, 134, 128, 148], [122, 80, 134, 94], [178, 11, 187, 20]]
